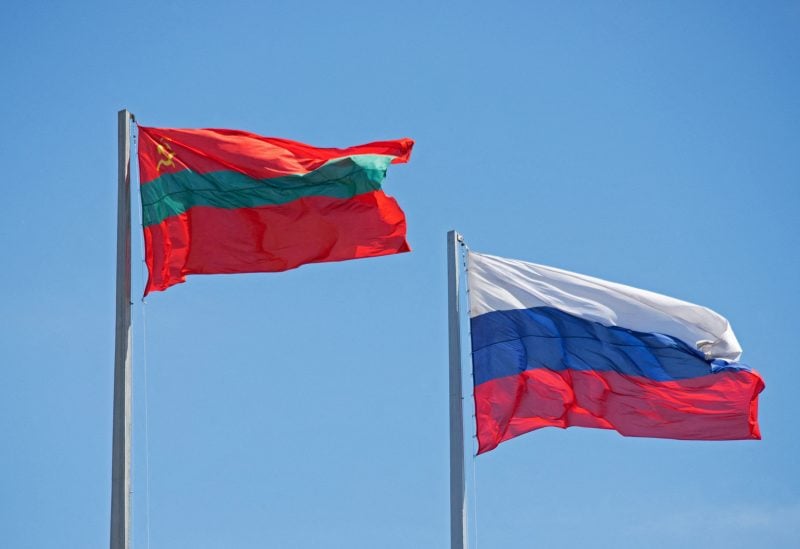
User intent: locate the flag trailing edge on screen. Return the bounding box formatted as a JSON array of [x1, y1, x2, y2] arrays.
[[137, 126, 414, 295], [467, 250, 765, 454]]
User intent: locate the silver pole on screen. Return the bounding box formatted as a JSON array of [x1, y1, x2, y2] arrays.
[[110, 109, 132, 549], [447, 230, 467, 549]]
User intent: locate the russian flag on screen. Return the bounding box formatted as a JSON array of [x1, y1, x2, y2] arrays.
[[468, 251, 765, 454]]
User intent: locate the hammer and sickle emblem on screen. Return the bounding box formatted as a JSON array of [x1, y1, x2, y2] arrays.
[[156, 141, 176, 171]]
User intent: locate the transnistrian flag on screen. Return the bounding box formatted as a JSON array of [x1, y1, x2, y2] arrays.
[[137, 126, 414, 295], [467, 251, 765, 454]]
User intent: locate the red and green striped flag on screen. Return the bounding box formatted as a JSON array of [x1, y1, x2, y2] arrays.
[[137, 126, 414, 295]]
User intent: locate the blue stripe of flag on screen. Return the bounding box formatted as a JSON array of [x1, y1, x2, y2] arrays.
[[471, 306, 751, 386]]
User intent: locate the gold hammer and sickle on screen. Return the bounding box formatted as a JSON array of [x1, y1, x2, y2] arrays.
[[156, 142, 176, 171]]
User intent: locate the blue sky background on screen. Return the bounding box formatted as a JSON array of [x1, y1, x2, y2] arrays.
[[1, 1, 798, 548]]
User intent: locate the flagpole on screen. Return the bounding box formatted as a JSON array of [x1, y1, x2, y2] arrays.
[[447, 230, 467, 549], [110, 109, 132, 549]]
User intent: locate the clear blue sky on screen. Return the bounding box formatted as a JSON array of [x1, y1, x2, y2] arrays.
[[1, 1, 798, 548]]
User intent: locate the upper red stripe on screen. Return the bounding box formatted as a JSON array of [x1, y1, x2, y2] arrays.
[[137, 126, 414, 185]]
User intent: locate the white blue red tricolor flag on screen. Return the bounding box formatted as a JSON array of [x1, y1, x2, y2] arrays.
[[468, 251, 765, 454]]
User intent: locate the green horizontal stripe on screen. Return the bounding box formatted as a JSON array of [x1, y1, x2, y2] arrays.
[[140, 154, 394, 227]]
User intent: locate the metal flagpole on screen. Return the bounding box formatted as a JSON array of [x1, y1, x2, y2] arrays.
[[447, 230, 467, 549], [110, 109, 132, 549]]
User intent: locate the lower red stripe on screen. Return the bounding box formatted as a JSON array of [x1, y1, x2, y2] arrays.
[[143, 190, 409, 294], [474, 368, 764, 454]]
